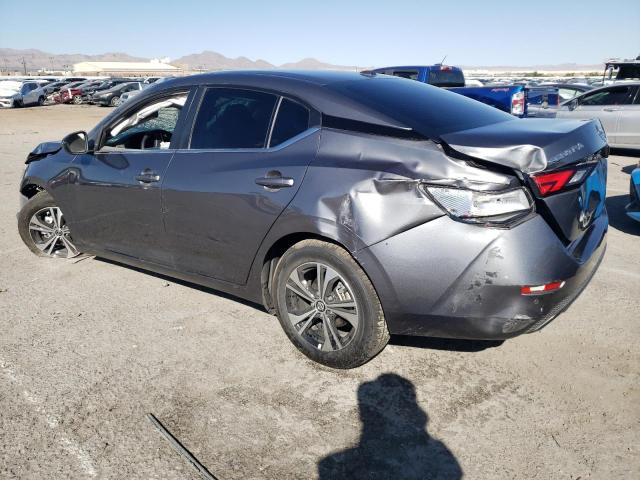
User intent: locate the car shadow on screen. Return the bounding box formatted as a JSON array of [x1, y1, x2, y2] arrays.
[[606, 195, 640, 236], [621, 164, 637, 175], [95, 257, 267, 312], [610, 148, 640, 159], [317, 374, 463, 480], [390, 335, 503, 352]]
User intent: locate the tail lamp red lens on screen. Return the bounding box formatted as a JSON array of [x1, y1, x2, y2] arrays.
[[521, 281, 565, 295], [532, 169, 575, 196]]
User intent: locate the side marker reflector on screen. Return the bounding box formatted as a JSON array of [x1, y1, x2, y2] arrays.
[[521, 281, 566, 295]]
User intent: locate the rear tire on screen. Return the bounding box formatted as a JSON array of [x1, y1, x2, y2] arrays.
[[273, 239, 389, 369]]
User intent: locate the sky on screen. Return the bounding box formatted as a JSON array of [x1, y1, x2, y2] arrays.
[[1, 0, 639, 67]]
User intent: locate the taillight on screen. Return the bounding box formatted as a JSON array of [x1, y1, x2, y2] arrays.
[[532, 169, 575, 195], [532, 166, 593, 196], [511, 91, 525, 115]]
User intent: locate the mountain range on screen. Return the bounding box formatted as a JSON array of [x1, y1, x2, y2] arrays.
[[0, 48, 604, 73], [0, 48, 361, 72]]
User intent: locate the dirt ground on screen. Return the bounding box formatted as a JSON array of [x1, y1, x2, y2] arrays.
[[0, 104, 638, 479]]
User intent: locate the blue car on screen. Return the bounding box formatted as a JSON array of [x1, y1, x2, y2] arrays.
[[627, 165, 640, 222]]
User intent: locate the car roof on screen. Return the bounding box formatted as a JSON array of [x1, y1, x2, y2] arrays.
[[96, 69, 514, 143], [128, 70, 410, 130]]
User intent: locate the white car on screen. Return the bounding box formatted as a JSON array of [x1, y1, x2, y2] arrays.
[[0, 81, 47, 108], [556, 82, 640, 149]]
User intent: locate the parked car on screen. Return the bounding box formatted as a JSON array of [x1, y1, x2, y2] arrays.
[[627, 163, 640, 222], [52, 81, 87, 104], [368, 64, 466, 87], [89, 82, 143, 106], [556, 83, 640, 149], [81, 79, 133, 103], [0, 81, 46, 108], [18, 71, 608, 368], [43, 80, 73, 95]]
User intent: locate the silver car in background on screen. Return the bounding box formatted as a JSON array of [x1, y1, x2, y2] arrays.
[[556, 82, 640, 149], [0, 80, 47, 108]]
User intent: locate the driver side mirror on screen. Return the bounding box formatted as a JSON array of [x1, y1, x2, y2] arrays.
[[568, 98, 579, 111], [62, 131, 91, 154]]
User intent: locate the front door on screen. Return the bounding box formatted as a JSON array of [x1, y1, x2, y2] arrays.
[[67, 90, 191, 264], [564, 85, 637, 144], [162, 87, 318, 284]]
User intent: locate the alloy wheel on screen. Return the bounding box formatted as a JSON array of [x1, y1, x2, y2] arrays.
[[28, 206, 78, 258], [284, 262, 359, 351]]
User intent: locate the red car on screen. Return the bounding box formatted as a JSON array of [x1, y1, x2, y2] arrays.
[[53, 81, 95, 104]]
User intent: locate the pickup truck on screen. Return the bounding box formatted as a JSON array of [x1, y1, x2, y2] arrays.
[[449, 84, 560, 117], [369, 65, 559, 117]]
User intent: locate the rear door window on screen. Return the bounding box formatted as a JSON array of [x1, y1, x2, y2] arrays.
[[269, 98, 310, 147], [190, 88, 277, 149]]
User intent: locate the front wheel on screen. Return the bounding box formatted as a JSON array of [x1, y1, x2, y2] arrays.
[[72, 95, 82, 105], [18, 191, 80, 258], [273, 240, 389, 369], [110, 96, 120, 107]]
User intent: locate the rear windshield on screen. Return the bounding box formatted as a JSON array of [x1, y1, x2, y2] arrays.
[[428, 69, 465, 87], [329, 76, 514, 139]]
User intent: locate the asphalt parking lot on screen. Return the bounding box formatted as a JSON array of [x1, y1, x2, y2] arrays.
[[0, 104, 639, 479]]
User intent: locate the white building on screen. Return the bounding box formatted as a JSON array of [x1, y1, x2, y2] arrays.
[[73, 61, 179, 76]]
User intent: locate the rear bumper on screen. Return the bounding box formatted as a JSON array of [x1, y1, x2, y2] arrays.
[[357, 211, 607, 340]]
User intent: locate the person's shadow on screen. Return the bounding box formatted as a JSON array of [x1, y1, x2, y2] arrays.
[[318, 374, 463, 480]]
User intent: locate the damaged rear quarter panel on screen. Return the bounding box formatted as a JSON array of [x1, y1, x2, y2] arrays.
[[284, 129, 519, 251]]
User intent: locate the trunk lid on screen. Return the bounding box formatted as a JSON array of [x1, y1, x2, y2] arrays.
[[442, 118, 609, 244]]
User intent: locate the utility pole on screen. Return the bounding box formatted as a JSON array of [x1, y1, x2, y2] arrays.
[[21, 57, 27, 75], [49, 56, 54, 72]]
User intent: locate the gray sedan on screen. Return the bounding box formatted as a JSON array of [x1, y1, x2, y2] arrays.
[[17, 71, 609, 368], [556, 82, 640, 149]]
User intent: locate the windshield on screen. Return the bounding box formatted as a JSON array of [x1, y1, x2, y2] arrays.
[[329, 76, 514, 139]]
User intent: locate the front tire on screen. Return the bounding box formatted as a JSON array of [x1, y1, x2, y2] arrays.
[[273, 240, 389, 368], [18, 191, 80, 258], [72, 95, 82, 105], [110, 96, 120, 107]]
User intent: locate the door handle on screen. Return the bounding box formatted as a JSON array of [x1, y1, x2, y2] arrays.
[[135, 169, 160, 183], [603, 107, 620, 112], [255, 171, 294, 189]]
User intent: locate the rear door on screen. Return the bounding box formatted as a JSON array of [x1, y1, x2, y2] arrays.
[[615, 86, 640, 147], [162, 87, 319, 284]]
